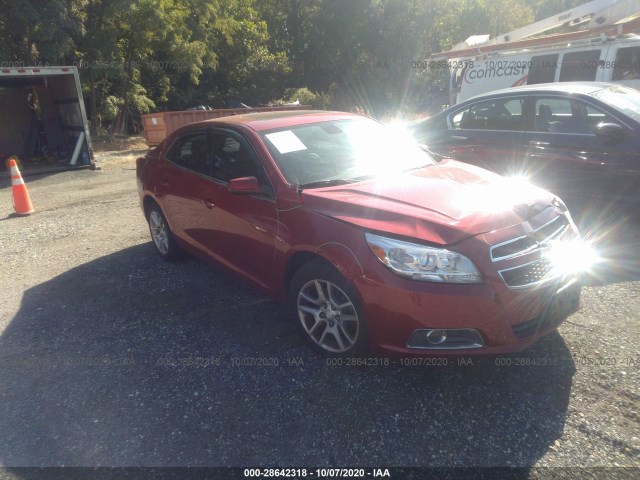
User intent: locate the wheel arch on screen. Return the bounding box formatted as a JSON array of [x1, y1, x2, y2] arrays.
[[283, 242, 365, 296], [142, 194, 159, 219], [143, 195, 178, 230], [284, 251, 326, 296]]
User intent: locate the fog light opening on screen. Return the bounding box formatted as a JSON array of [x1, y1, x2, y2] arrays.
[[407, 328, 485, 350], [426, 329, 447, 345]]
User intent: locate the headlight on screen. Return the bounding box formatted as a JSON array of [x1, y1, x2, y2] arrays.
[[365, 233, 482, 283]]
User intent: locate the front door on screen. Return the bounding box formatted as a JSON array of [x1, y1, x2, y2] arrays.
[[195, 130, 279, 291], [442, 95, 528, 176]]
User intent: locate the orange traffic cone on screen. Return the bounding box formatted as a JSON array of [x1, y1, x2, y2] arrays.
[[8, 156, 34, 215]]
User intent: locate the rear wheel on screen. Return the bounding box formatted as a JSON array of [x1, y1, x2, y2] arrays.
[[289, 260, 368, 356], [147, 203, 182, 261]]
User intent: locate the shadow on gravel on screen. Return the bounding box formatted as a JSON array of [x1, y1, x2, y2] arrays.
[[0, 243, 575, 468]]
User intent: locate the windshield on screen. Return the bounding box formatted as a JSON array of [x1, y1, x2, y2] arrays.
[[260, 117, 436, 187], [590, 85, 640, 122]]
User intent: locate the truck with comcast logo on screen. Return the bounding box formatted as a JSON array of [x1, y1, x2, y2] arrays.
[[431, 0, 640, 105]]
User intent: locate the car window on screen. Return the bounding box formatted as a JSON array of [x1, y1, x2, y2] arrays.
[[211, 133, 271, 191], [559, 50, 601, 81], [451, 97, 525, 131], [165, 131, 211, 176], [533, 97, 615, 134], [612, 46, 640, 80], [528, 54, 558, 84]]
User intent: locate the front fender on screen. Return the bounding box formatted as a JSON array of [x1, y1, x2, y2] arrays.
[[315, 241, 365, 280]]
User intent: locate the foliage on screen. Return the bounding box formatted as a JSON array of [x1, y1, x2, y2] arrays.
[[0, 0, 83, 64], [0, 0, 580, 130]]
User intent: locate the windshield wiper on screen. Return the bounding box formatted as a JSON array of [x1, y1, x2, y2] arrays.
[[297, 178, 355, 190], [297, 175, 376, 190]]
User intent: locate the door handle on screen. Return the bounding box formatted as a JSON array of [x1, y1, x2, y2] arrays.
[[451, 135, 468, 140], [204, 199, 216, 209], [160, 179, 170, 187], [528, 141, 549, 146]]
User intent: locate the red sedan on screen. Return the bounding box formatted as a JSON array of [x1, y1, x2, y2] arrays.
[[136, 111, 589, 357]]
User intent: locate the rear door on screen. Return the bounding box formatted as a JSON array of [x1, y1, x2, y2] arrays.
[[522, 95, 638, 204], [158, 127, 217, 244]]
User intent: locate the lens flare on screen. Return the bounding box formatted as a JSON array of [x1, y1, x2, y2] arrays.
[[545, 239, 601, 276]]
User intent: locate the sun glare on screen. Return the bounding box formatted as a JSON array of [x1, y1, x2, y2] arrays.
[[545, 239, 601, 276]]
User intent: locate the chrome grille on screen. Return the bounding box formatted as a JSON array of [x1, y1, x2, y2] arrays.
[[491, 213, 578, 289], [499, 258, 554, 289], [491, 215, 568, 262]]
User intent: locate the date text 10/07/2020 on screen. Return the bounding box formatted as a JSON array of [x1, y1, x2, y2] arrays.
[[243, 468, 391, 478]]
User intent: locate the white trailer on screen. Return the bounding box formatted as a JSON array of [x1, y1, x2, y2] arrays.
[[431, 0, 640, 105], [0, 66, 94, 171]]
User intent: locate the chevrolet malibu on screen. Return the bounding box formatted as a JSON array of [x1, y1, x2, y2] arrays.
[[136, 111, 587, 357]]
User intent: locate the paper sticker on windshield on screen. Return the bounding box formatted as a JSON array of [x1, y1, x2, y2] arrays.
[[265, 130, 307, 154]]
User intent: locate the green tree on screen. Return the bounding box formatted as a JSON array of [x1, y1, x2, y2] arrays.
[[75, 0, 210, 133], [0, 0, 82, 63], [75, 0, 290, 131], [193, 0, 291, 107]]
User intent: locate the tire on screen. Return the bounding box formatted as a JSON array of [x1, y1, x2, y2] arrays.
[[146, 203, 182, 261], [289, 260, 369, 357]]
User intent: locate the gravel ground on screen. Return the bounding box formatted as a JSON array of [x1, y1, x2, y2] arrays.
[[0, 143, 638, 477]]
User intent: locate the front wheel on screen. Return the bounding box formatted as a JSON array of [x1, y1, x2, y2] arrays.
[[289, 260, 369, 356]]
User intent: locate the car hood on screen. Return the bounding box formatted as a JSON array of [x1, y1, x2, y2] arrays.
[[301, 159, 557, 245]]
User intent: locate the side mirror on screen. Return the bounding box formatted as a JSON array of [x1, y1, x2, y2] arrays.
[[596, 122, 625, 143], [228, 176, 261, 194]]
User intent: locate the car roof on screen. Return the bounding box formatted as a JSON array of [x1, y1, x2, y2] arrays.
[[194, 110, 362, 132], [465, 82, 613, 102]]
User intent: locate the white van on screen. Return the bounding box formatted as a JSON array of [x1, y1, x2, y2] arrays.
[[450, 36, 640, 105]]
